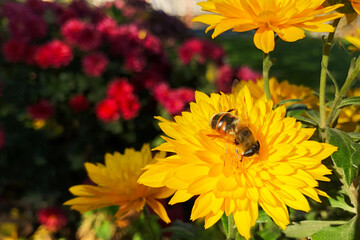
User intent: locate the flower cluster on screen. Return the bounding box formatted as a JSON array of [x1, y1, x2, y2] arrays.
[[153, 83, 195, 115], [178, 38, 225, 65], [96, 78, 140, 122]]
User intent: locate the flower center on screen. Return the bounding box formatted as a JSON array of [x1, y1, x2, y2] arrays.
[[222, 144, 260, 174], [257, 10, 277, 25]]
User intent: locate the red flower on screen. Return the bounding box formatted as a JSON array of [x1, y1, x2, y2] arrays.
[[104, 78, 140, 120], [0, 129, 5, 149], [107, 78, 134, 100], [61, 19, 101, 51], [69, 94, 89, 112], [82, 52, 109, 77], [236, 66, 261, 82], [117, 95, 140, 120], [34, 40, 73, 69], [37, 207, 67, 232], [2, 39, 28, 63], [27, 99, 55, 120], [135, 69, 165, 89], [96, 98, 119, 122]]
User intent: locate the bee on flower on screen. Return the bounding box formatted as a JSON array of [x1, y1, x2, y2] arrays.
[[138, 86, 337, 239]]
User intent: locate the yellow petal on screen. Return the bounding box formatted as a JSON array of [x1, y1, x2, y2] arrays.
[[147, 198, 171, 223], [253, 27, 275, 53], [276, 27, 305, 42]]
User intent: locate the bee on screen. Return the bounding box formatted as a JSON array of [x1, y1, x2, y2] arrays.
[[209, 109, 260, 160]]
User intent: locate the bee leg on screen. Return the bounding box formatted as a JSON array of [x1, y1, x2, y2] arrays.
[[235, 148, 240, 160]]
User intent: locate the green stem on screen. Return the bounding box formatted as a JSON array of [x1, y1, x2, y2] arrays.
[[263, 52, 272, 100], [319, 18, 340, 141], [227, 214, 235, 240], [143, 206, 158, 240], [325, 56, 360, 127]]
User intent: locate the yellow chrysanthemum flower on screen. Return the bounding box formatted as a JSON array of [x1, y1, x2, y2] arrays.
[[234, 77, 318, 108], [337, 87, 360, 132], [345, 28, 360, 51], [138, 86, 337, 239], [64, 144, 175, 225], [193, 0, 344, 53]]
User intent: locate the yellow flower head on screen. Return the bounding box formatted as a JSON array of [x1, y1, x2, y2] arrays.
[[345, 28, 360, 51], [234, 77, 319, 108], [350, 0, 360, 15], [193, 0, 344, 53], [337, 87, 360, 132], [138, 86, 337, 239], [64, 144, 174, 225]]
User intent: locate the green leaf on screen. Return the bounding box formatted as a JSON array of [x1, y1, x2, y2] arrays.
[[283, 220, 347, 239], [273, 99, 302, 109], [337, 96, 360, 109], [294, 115, 319, 126], [346, 132, 360, 142], [311, 217, 356, 240], [221, 214, 228, 237], [162, 221, 197, 238], [305, 109, 320, 125], [328, 195, 356, 213], [328, 128, 360, 186], [256, 210, 272, 223], [286, 103, 308, 112]]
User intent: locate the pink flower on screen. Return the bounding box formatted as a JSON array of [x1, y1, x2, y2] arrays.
[[69, 94, 89, 112], [124, 50, 147, 72], [37, 207, 67, 232], [175, 88, 195, 102], [178, 38, 204, 64], [178, 38, 224, 65], [2, 39, 28, 63], [143, 34, 162, 55], [96, 98, 119, 122], [216, 64, 235, 93], [34, 40, 73, 69], [82, 52, 109, 77], [236, 66, 261, 82], [96, 17, 117, 40], [153, 83, 194, 115], [153, 82, 170, 103], [27, 99, 55, 120], [61, 19, 101, 51]]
